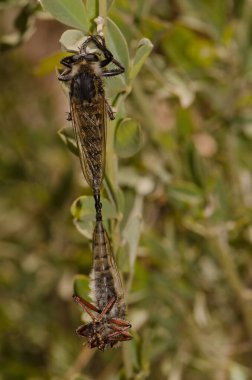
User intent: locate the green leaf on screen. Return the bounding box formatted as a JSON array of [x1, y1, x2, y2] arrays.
[[58, 126, 78, 156], [35, 51, 67, 76], [40, 0, 89, 31], [129, 38, 153, 82], [118, 167, 155, 195], [176, 108, 194, 139], [163, 70, 195, 108], [107, 0, 115, 12], [104, 17, 129, 96], [161, 25, 216, 70], [115, 118, 142, 158], [74, 219, 93, 240], [59, 29, 85, 51], [73, 274, 90, 299], [122, 195, 143, 269], [107, 17, 129, 72], [168, 182, 203, 206], [71, 195, 117, 222]]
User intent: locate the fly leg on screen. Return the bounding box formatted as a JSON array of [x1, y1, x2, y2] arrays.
[[110, 317, 132, 328], [58, 55, 79, 81], [82, 35, 125, 75], [107, 324, 132, 341], [58, 69, 73, 82], [107, 317, 132, 341], [96, 297, 117, 322], [73, 295, 100, 321], [106, 100, 115, 120], [101, 57, 125, 77]]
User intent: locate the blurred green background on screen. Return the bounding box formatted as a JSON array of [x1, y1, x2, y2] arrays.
[[1, 0, 252, 379]]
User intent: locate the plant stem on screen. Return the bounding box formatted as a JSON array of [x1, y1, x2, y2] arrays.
[[65, 346, 95, 379], [106, 119, 118, 194], [99, 0, 107, 18], [210, 230, 252, 339], [99, 0, 107, 25]]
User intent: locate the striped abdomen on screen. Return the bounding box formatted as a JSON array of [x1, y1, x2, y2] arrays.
[[89, 220, 126, 319]]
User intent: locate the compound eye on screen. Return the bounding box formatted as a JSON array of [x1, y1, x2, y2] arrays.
[[85, 53, 99, 62]]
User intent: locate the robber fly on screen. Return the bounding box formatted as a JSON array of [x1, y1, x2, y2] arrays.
[[73, 216, 132, 351], [58, 35, 125, 211]]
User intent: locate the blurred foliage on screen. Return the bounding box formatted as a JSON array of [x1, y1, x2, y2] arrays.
[[1, 0, 252, 380], [0, 0, 40, 52]]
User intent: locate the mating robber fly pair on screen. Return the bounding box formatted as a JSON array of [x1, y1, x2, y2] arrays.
[[58, 35, 132, 350]]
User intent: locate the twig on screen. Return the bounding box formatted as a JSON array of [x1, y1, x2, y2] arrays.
[[65, 345, 95, 379]]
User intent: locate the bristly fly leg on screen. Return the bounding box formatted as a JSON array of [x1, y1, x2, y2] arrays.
[[81, 35, 112, 67], [110, 317, 132, 328], [96, 297, 117, 322], [58, 70, 73, 82], [58, 54, 83, 81], [107, 325, 132, 340], [66, 112, 72, 121], [106, 100, 115, 120], [82, 35, 125, 76], [73, 294, 118, 323], [73, 295, 100, 321], [101, 57, 125, 77]]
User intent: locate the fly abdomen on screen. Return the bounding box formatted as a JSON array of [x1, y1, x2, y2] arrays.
[[90, 220, 118, 311]]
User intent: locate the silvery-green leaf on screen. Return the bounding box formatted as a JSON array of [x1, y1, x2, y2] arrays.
[[40, 0, 89, 31], [129, 38, 153, 82], [59, 29, 86, 52], [115, 118, 143, 158]]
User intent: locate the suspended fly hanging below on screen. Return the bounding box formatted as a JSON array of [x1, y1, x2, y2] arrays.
[[58, 35, 125, 202], [73, 218, 132, 351]]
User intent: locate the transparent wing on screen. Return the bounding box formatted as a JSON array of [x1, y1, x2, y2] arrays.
[[104, 228, 125, 300], [70, 93, 106, 193]]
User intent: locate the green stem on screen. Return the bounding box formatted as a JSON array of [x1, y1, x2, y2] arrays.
[[104, 175, 118, 212], [99, 0, 107, 36], [122, 343, 133, 379], [106, 119, 118, 193], [210, 231, 252, 339], [99, 0, 107, 21], [65, 346, 95, 379]]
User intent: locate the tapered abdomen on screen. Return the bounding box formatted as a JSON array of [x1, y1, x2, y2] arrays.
[[90, 220, 126, 319]]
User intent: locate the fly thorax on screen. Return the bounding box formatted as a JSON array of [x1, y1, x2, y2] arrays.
[[70, 63, 82, 76], [91, 61, 102, 76]]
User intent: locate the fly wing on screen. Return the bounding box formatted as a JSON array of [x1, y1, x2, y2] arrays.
[[104, 227, 126, 319], [104, 228, 125, 300], [70, 73, 106, 194]]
